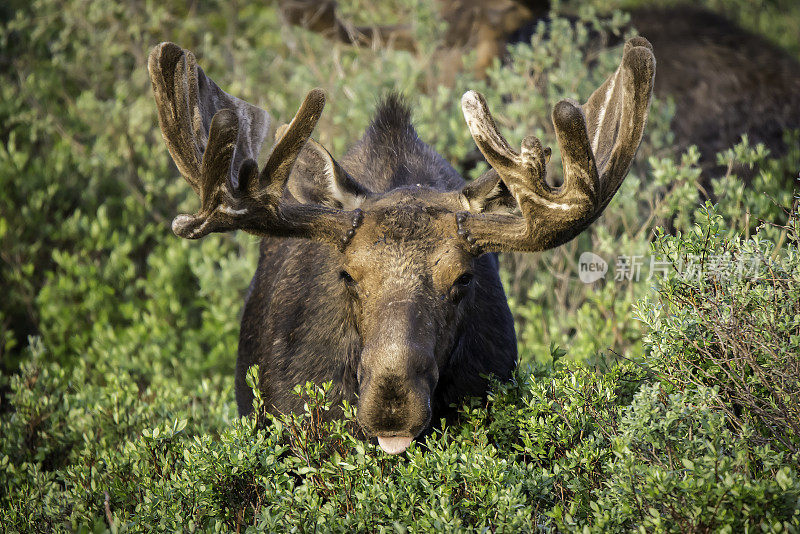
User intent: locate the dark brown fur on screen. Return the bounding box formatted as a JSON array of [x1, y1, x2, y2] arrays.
[[629, 7, 800, 168], [236, 98, 517, 436]]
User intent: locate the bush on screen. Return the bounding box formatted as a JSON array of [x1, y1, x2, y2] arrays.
[[2, 0, 799, 531], [591, 384, 800, 532], [2, 345, 798, 531], [638, 202, 800, 454]]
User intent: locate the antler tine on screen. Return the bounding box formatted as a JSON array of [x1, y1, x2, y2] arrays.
[[458, 37, 655, 253], [461, 90, 556, 213], [256, 89, 325, 198], [148, 43, 204, 192], [581, 37, 655, 200], [149, 42, 363, 245], [171, 88, 354, 242], [148, 41, 272, 219]]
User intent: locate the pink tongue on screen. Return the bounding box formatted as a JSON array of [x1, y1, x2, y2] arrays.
[[377, 436, 413, 454]]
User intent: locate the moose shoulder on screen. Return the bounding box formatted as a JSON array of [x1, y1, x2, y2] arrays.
[[148, 38, 655, 454]]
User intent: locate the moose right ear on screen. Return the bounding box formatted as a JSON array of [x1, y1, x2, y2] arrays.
[[287, 134, 372, 210]]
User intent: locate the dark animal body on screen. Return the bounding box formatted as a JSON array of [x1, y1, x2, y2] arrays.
[[281, 1, 800, 176], [148, 37, 655, 453], [625, 7, 800, 169]]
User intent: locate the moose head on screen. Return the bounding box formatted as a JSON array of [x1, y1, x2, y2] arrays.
[[148, 37, 654, 454]]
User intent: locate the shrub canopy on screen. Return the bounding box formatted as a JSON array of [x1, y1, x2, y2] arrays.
[[1, 0, 798, 531]]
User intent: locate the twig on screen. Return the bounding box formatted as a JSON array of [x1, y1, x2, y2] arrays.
[[104, 490, 114, 529]]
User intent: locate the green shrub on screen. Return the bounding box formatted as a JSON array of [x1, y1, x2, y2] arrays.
[[638, 202, 800, 454], [590, 384, 800, 532], [3, 347, 798, 531], [2, 0, 799, 531]]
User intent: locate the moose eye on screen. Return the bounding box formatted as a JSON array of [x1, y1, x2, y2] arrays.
[[453, 272, 474, 287], [340, 270, 356, 285], [449, 272, 474, 303]]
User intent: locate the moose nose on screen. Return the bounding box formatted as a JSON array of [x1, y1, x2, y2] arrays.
[[357, 341, 438, 447]]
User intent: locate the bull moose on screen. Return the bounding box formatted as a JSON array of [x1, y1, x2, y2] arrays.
[[147, 37, 655, 454]]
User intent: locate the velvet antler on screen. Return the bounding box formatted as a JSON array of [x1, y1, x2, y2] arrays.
[[148, 42, 364, 245], [457, 37, 656, 252]]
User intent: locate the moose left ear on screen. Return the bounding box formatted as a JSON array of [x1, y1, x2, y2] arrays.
[[288, 134, 372, 210], [460, 169, 518, 214]]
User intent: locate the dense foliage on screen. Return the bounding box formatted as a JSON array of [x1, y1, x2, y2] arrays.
[[1, 0, 798, 531]]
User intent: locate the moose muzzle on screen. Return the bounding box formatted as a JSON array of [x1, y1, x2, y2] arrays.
[[357, 299, 439, 454]]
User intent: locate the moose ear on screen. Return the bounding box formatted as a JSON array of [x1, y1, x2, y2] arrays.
[[460, 169, 518, 214], [287, 131, 371, 210]]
